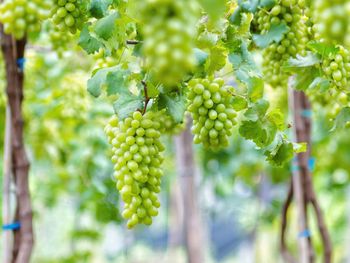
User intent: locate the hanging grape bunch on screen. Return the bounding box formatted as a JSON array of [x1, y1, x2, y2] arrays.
[[187, 78, 237, 149], [0, 0, 50, 39], [139, 0, 199, 89], [253, 0, 308, 88], [93, 49, 118, 69], [311, 0, 350, 47], [321, 46, 350, 90], [105, 111, 165, 228], [157, 110, 185, 135], [51, 0, 87, 34]]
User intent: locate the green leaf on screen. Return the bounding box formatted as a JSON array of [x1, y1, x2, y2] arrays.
[[113, 93, 143, 120], [253, 23, 289, 48], [309, 77, 330, 92], [293, 142, 307, 153], [89, 0, 112, 18], [194, 48, 209, 66], [238, 0, 259, 12], [292, 67, 319, 91], [232, 96, 248, 111], [198, 0, 226, 20], [79, 24, 103, 54], [259, 0, 276, 8], [205, 45, 227, 74], [283, 52, 320, 70], [247, 76, 264, 102], [307, 41, 339, 57], [264, 138, 294, 166], [331, 107, 350, 131], [94, 12, 119, 41], [106, 69, 130, 96], [244, 99, 269, 121], [87, 66, 129, 97], [158, 93, 186, 123], [267, 109, 285, 130]]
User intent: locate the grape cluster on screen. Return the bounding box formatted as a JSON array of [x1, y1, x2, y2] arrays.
[[93, 49, 118, 69], [139, 0, 199, 89], [187, 78, 237, 149], [311, 0, 350, 47], [157, 110, 185, 135], [105, 111, 165, 228], [253, 0, 308, 88], [51, 0, 87, 34], [321, 46, 350, 90], [48, 25, 75, 56], [0, 0, 50, 39]]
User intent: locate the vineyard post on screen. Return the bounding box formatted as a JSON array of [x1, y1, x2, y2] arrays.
[[175, 116, 204, 263], [289, 88, 314, 263], [0, 21, 34, 263], [2, 105, 13, 263]]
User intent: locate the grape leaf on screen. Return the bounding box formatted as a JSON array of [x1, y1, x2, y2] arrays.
[[253, 23, 289, 48], [113, 92, 143, 120], [283, 52, 320, 70], [158, 93, 186, 123], [89, 0, 112, 18], [266, 109, 285, 130], [198, 0, 226, 20], [205, 45, 227, 74], [106, 69, 130, 96], [232, 96, 248, 111], [87, 66, 129, 97], [307, 41, 339, 57], [79, 24, 103, 54], [194, 48, 209, 66], [264, 137, 294, 167], [238, 0, 259, 12], [331, 107, 350, 131], [309, 77, 330, 92], [292, 67, 319, 91], [94, 12, 119, 40], [259, 0, 276, 8], [243, 99, 269, 121]]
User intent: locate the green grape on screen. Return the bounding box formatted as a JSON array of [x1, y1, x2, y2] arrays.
[[93, 49, 118, 70], [0, 0, 50, 39], [104, 111, 165, 229], [156, 110, 185, 135], [311, 0, 350, 48], [48, 23, 75, 56], [187, 77, 237, 149], [138, 0, 199, 89], [50, 0, 87, 34], [253, 0, 309, 88]]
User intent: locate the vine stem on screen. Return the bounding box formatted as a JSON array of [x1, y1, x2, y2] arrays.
[[126, 40, 140, 45], [141, 80, 150, 115]]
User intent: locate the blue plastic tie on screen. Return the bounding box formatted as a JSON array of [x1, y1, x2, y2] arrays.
[[17, 58, 26, 70], [301, 109, 312, 119], [308, 157, 315, 171], [2, 222, 21, 231], [298, 229, 311, 238]]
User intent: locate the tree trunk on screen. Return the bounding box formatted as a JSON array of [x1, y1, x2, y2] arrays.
[[175, 117, 204, 263], [1, 24, 34, 263]]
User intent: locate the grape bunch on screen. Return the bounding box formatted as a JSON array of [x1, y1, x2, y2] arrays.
[[51, 0, 87, 34], [157, 110, 185, 135], [93, 49, 118, 70], [105, 111, 165, 228], [253, 0, 309, 88], [311, 0, 350, 47], [139, 0, 199, 89], [321, 46, 350, 90], [0, 0, 50, 39], [48, 25, 75, 56], [187, 78, 237, 149]]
